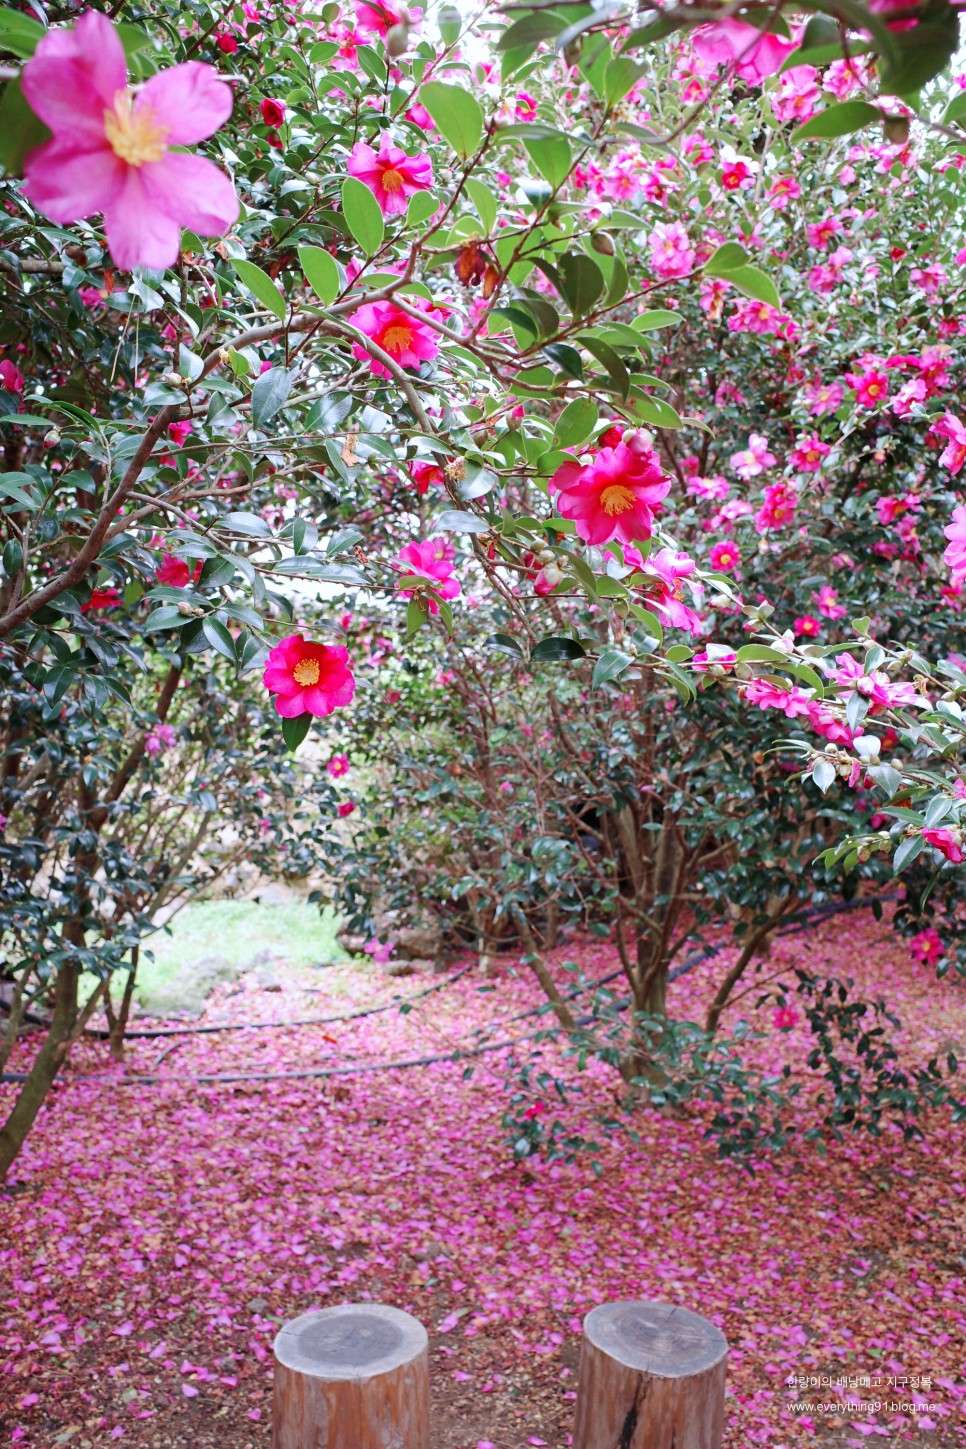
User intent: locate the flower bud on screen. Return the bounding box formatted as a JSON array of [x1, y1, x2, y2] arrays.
[[591, 231, 616, 256], [621, 428, 653, 456], [385, 21, 410, 56], [43, 428, 60, 448]]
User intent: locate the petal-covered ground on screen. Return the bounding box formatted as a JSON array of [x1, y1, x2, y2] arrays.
[[1, 911, 964, 1449]]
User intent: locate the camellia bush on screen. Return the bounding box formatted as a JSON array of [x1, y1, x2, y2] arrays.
[[3, 0, 966, 1174]]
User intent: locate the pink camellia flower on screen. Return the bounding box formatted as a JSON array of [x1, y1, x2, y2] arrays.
[[551, 439, 671, 547], [692, 17, 795, 81], [346, 133, 433, 217], [805, 379, 844, 417], [847, 366, 890, 407], [709, 540, 741, 572], [262, 634, 355, 718], [943, 505, 966, 586], [934, 413, 966, 475], [337, 800, 356, 818], [392, 540, 461, 615], [21, 10, 239, 270], [812, 585, 847, 619], [773, 1005, 799, 1031], [514, 92, 538, 121], [215, 33, 239, 53], [648, 221, 695, 280], [755, 482, 798, 532], [693, 648, 737, 673], [0, 360, 25, 402], [155, 553, 201, 588], [356, 0, 409, 35], [168, 420, 193, 447], [731, 433, 776, 479], [909, 927, 943, 965], [261, 97, 286, 128], [327, 754, 350, 778], [144, 723, 177, 755], [922, 827, 964, 864], [0, 813, 7, 832], [790, 436, 831, 473], [793, 615, 821, 638], [410, 460, 444, 495], [351, 301, 440, 377]]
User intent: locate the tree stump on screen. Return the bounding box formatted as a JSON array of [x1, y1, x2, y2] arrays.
[[273, 1302, 430, 1449], [572, 1300, 728, 1449]]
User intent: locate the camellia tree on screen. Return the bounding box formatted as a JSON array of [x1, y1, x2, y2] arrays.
[[3, 0, 966, 1176]]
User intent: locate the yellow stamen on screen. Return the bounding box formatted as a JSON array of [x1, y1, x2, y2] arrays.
[[382, 323, 413, 354], [293, 658, 321, 686], [599, 483, 637, 516], [104, 88, 169, 167], [381, 167, 404, 192]]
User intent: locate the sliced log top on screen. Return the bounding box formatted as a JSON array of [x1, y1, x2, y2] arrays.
[[274, 1303, 426, 1378], [583, 1300, 728, 1376]]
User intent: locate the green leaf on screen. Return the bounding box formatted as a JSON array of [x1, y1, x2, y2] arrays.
[[439, 3, 462, 44], [704, 241, 749, 275], [893, 835, 924, 873], [496, 9, 570, 54], [203, 617, 237, 663], [525, 134, 572, 189], [630, 393, 682, 430], [298, 245, 340, 305], [232, 259, 286, 321], [603, 56, 645, 108], [0, 76, 51, 175], [812, 757, 836, 794], [251, 367, 295, 429], [880, 18, 958, 94], [0, 472, 42, 509], [554, 397, 598, 449], [282, 714, 312, 752], [722, 265, 781, 309], [224, 510, 273, 538], [465, 177, 497, 233], [144, 605, 191, 632], [0, 9, 45, 58], [793, 101, 881, 141], [632, 309, 680, 331], [43, 663, 75, 706], [406, 190, 439, 228], [435, 507, 488, 533], [406, 595, 429, 637], [531, 636, 586, 662], [592, 648, 633, 688], [580, 336, 629, 398], [341, 175, 385, 255], [559, 252, 604, 317], [418, 80, 484, 158], [942, 89, 966, 125], [2, 538, 23, 578], [485, 631, 525, 658]]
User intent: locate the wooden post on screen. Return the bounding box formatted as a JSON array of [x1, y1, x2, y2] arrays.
[[273, 1302, 430, 1449], [572, 1300, 728, 1449]]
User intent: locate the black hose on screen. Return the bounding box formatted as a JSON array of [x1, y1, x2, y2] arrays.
[[0, 895, 894, 1089]]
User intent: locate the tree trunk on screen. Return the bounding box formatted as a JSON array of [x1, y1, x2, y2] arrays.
[[107, 949, 139, 1061], [572, 1301, 728, 1449], [273, 1303, 429, 1449], [0, 962, 78, 1181]]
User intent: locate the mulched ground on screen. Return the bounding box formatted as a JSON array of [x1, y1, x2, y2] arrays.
[[1, 911, 964, 1448]]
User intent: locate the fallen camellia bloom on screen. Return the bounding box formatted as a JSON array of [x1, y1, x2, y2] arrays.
[[347, 133, 433, 217], [691, 17, 796, 83], [262, 635, 356, 718], [21, 10, 239, 270], [551, 438, 671, 546], [351, 300, 440, 377]]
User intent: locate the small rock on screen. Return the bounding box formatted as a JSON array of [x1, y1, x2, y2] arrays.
[[248, 1297, 268, 1312], [383, 959, 415, 977]]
